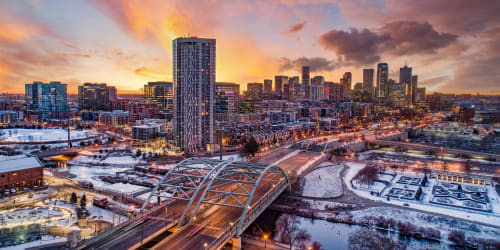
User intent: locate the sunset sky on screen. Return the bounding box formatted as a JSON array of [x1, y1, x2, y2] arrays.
[[0, 0, 499, 94]]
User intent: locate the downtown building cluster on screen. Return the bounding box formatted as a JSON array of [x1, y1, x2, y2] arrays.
[[0, 37, 494, 155]]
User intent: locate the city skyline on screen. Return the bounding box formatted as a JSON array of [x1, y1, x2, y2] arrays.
[[0, 1, 499, 95]]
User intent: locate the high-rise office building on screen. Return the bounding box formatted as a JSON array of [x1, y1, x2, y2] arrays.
[[78, 83, 116, 111], [409, 75, 418, 105], [416, 87, 426, 102], [311, 76, 325, 85], [285, 76, 299, 101], [25, 81, 68, 120], [274, 76, 288, 97], [301, 66, 310, 85], [246, 83, 263, 99], [376, 63, 389, 98], [144, 81, 174, 115], [399, 65, 412, 85], [363, 69, 374, 96], [173, 37, 216, 153], [342, 72, 352, 92], [263, 79, 272, 94]]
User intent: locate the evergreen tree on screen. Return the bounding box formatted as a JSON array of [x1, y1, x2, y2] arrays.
[[80, 193, 87, 208], [70, 192, 77, 204]]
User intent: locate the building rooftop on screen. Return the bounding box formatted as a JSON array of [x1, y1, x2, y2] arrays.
[[0, 157, 42, 173]]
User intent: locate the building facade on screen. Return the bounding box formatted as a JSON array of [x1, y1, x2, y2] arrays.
[[376, 63, 389, 99], [144, 81, 174, 116], [301, 66, 310, 85], [0, 157, 43, 194], [78, 83, 116, 111], [263, 79, 272, 94], [363, 69, 374, 96], [25, 81, 68, 120], [173, 37, 216, 153], [274, 76, 288, 97]]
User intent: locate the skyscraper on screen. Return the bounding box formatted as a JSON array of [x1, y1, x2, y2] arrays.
[[342, 72, 352, 92], [173, 37, 216, 154], [410, 75, 418, 105], [25, 81, 68, 120], [263, 79, 272, 94], [246, 83, 263, 99], [399, 65, 412, 85], [301, 66, 310, 85], [376, 63, 389, 98], [144, 81, 174, 115], [78, 83, 116, 111], [311, 76, 325, 85], [274, 75, 288, 97], [363, 69, 374, 96]]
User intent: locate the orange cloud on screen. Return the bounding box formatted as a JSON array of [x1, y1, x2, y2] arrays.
[[135, 66, 168, 79]]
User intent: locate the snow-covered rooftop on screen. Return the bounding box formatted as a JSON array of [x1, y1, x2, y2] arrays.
[[0, 156, 42, 173]]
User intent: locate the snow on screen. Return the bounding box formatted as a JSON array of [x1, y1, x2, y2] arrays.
[[302, 163, 343, 198], [101, 156, 139, 165], [0, 128, 97, 143], [67, 165, 129, 184], [344, 162, 500, 227], [296, 154, 325, 175], [105, 183, 147, 194], [210, 154, 243, 161]]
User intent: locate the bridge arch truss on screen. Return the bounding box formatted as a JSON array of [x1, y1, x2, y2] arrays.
[[141, 158, 290, 234]]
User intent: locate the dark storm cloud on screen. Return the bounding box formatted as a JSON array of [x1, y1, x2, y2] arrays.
[[318, 28, 387, 66], [380, 21, 457, 56], [440, 27, 500, 93], [279, 57, 337, 72], [384, 0, 500, 34], [318, 21, 457, 66], [286, 21, 307, 33]]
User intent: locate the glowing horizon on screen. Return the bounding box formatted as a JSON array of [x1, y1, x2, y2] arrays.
[[0, 0, 499, 95]]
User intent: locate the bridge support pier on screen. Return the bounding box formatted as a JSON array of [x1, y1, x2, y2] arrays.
[[231, 236, 242, 250]]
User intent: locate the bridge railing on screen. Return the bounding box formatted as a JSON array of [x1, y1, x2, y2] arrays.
[[207, 179, 288, 250]]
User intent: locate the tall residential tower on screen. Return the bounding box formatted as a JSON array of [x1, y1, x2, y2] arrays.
[[173, 37, 216, 154]]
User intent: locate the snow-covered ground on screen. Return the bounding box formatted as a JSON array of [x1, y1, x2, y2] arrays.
[[302, 163, 343, 198], [100, 156, 140, 165], [344, 162, 500, 227], [62, 165, 131, 188], [105, 183, 147, 194], [210, 154, 243, 161], [0, 206, 71, 229], [349, 207, 500, 240], [0, 128, 97, 143], [296, 154, 325, 175]]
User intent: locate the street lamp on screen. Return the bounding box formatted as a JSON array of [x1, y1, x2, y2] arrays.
[[263, 234, 268, 248]]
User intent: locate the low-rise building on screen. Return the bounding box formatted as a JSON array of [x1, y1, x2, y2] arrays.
[[0, 157, 43, 194]]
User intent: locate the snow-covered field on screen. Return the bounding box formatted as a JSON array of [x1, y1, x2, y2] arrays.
[[344, 162, 500, 227], [302, 163, 343, 198], [0, 128, 97, 143], [210, 154, 243, 161], [0, 206, 71, 229], [63, 165, 130, 186], [105, 183, 147, 194]]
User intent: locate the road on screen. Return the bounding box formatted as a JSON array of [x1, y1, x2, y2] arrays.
[[81, 200, 186, 250]]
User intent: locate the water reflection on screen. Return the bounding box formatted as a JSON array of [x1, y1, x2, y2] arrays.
[[295, 215, 446, 250]]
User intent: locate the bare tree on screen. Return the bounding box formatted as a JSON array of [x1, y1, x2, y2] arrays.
[[348, 228, 406, 250], [275, 214, 312, 249]]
